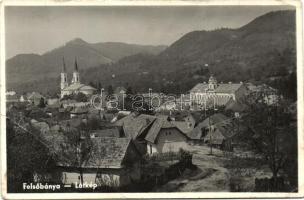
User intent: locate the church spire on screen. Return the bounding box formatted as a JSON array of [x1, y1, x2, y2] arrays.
[[74, 57, 78, 72], [61, 57, 68, 90], [72, 57, 80, 84], [62, 57, 66, 73]]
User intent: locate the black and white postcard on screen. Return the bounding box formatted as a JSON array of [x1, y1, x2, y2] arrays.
[[1, 0, 303, 199]]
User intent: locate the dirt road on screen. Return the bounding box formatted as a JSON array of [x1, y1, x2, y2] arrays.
[[155, 144, 231, 192]]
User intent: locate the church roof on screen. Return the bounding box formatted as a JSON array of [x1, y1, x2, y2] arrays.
[[190, 83, 243, 94], [62, 83, 96, 91], [215, 84, 243, 93], [190, 83, 209, 93]]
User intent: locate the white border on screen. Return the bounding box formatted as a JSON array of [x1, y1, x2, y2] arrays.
[[0, 0, 303, 199]]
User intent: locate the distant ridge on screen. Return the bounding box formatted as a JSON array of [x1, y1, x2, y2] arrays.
[[6, 39, 167, 87]]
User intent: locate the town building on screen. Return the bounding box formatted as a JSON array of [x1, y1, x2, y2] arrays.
[[27, 92, 45, 106], [190, 75, 248, 109], [144, 115, 189, 155], [114, 86, 127, 96], [60, 58, 97, 98], [56, 137, 142, 188], [188, 113, 242, 151]]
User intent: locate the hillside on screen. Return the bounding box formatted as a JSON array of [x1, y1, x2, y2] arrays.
[[7, 10, 296, 97], [82, 10, 296, 94], [6, 39, 167, 86]]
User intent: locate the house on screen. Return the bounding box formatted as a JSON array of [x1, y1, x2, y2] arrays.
[[115, 113, 156, 154], [47, 98, 60, 106], [6, 93, 20, 103], [30, 119, 50, 134], [225, 98, 248, 118], [100, 111, 116, 122], [114, 86, 127, 95], [190, 75, 248, 108], [70, 107, 88, 118], [144, 115, 189, 155], [189, 113, 239, 151], [45, 107, 57, 117], [56, 137, 142, 188], [59, 118, 83, 131], [111, 111, 132, 123], [27, 107, 50, 120], [62, 101, 90, 109], [90, 127, 122, 138], [27, 92, 46, 106], [19, 95, 27, 102]]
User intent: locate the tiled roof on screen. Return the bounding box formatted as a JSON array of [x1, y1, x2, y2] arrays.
[[188, 124, 204, 140], [70, 107, 89, 114], [199, 113, 229, 128], [28, 92, 44, 100], [57, 137, 132, 168], [145, 115, 168, 143], [194, 113, 243, 144], [225, 99, 248, 112], [144, 115, 192, 143], [114, 112, 138, 126], [203, 128, 226, 145], [116, 113, 156, 139], [59, 118, 83, 128], [91, 128, 121, 138], [172, 121, 194, 134]]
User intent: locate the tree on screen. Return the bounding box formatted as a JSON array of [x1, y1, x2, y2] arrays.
[[126, 86, 133, 95], [6, 114, 55, 192], [75, 93, 88, 102], [107, 85, 114, 95], [97, 82, 102, 91], [62, 126, 92, 185], [38, 97, 46, 108], [244, 94, 297, 191]]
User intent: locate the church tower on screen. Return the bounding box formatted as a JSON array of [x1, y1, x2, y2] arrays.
[[71, 58, 80, 84], [60, 57, 68, 90], [208, 74, 218, 90]]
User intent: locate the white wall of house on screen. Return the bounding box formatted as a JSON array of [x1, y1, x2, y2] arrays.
[[147, 128, 188, 154]]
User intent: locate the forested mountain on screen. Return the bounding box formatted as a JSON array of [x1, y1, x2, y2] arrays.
[[6, 38, 166, 87]]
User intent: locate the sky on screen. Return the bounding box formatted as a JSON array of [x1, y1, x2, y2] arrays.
[[5, 6, 294, 59]]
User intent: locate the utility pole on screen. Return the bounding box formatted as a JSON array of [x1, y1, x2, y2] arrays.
[[208, 95, 218, 155], [209, 113, 213, 155]]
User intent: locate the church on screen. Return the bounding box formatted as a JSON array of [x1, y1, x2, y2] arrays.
[[60, 58, 97, 98], [189, 75, 248, 109]]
